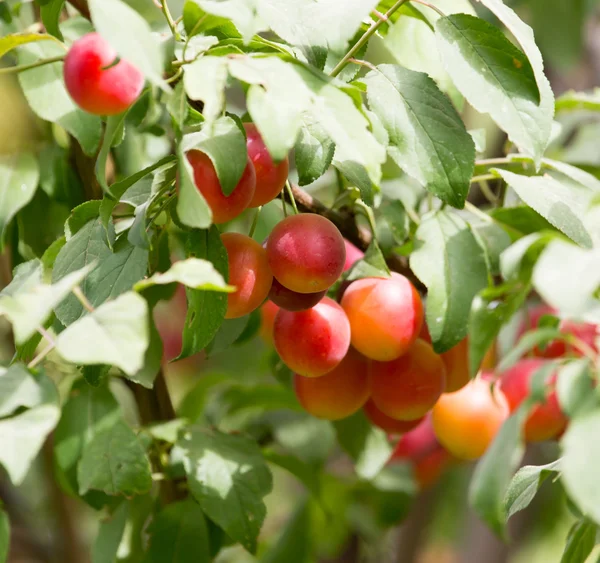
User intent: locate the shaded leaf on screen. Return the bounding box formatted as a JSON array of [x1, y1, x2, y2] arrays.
[[91, 501, 129, 563]]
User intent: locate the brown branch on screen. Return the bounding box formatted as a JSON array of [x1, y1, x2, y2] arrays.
[[281, 184, 425, 292], [126, 369, 181, 505], [67, 0, 91, 20]]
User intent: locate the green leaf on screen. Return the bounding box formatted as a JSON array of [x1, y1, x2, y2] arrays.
[[144, 499, 211, 563], [78, 420, 152, 497], [334, 411, 392, 480], [410, 210, 488, 353], [18, 42, 102, 156], [555, 89, 600, 114], [206, 317, 251, 357], [476, 0, 554, 162], [178, 428, 273, 553], [56, 292, 149, 375], [96, 113, 128, 193], [0, 152, 39, 249], [0, 364, 49, 418], [262, 450, 321, 501], [436, 14, 551, 165], [127, 316, 162, 389], [0, 263, 93, 344], [472, 222, 512, 276], [562, 410, 600, 527], [345, 240, 390, 282], [556, 359, 595, 419], [295, 114, 335, 186], [560, 518, 597, 563], [89, 0, 167, 89], [176, 145, 212, 230], [54, 381, 121, 498], [469, 406, 528, 538], [0, 508, 8, 563], [191, 0, 264, 43], [40, 1, 65, 40], [0, 373, 60, 485], [489, 205, 555, 236], [53, 226, 148, 326], [0, 32, 61, 57], [499, 232, 556, 283], [179, 227, 228, 359], [183, 56, 229, 126], [503, 459, 561, 520], [261, 500, 311, 563], [533, 240, 600, 319], [135, 258, 233, 293], [364, 64, 474, 208], [496, 170, 593, 248], [468, 283, 527, 376], [91, 501, 129, 563], [497, 328, 563, 372]]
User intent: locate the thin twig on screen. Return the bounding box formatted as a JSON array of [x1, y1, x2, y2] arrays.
[[478, 179, 498, 204], [37, 326, 56, 347], [72, 286, 94, 313], [0, 56, 65, 74], [409, 0, 447, 18], [160, 0, 180, 40], [285, 181, 299, 214], [348, 57, 378, 72], [471, 174, 497, 183], [464, 201, 493, 223], [28, 343, 56, 369], [248, 206, 261, 238], [329, 0, 410, 77]]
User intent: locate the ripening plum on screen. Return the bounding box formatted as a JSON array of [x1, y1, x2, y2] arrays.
[[342, 273, 423, 361], [259, 300, 279, 346], [388, 415, 452, 490], [364, 399, 424, 435], [274, 297, 350, 377], [519, 304, 598, 358], [187, 151, 256, 224], [370, 339, 446, 420], [499, 358, 567, 442], [294, 348, 370, 420], [343, 239, 364, 272], [432, 379, 509, 460], [267, 214, 346, 294], [268, 278, 325, 312], [221, 233, 272, 319], [244, 123, 289, 207], [64, 33, 144, 115]]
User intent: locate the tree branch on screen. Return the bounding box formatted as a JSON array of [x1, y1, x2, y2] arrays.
[[67, 0, 91, 20], [280, 184, 425, 292]]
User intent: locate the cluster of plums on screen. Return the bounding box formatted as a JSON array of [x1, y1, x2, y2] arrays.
[[62, 32, 598, 492]]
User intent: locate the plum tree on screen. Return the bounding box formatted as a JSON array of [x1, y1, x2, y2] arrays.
[[244, 123, 289, 207], [266, 214, 346, 293], [389, 415, 452, 490], [63, 33, 144, 115], [432, 379, 509, 460], [370, 339, 446, 420], [499, 358, 567, 442], [221, 233, 272, 319], [187, 151, 256, 224], [268, 278, 325, 311], [341, 274, 423, 361], [274, 297, 350, 377], [364, 399, 423, 435], [294, 348, 370, 420]]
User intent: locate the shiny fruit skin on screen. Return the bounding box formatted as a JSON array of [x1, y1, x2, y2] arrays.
[[244, 123, 289, 207], [441, 338, 470, 393], [268, 278, 325, 312], [342, 274, 423, 361], [370, 339, 446, 420], [294, 348, 370, 420], [259, 300, 279, 346], [274, 297, 350, 377], [221, 233, 272, 319], [267, 214, 346, 294], [64, 33, 144, 116], [187, 151, 256, 224], [432, 379, 509, 461], [364, 399, 423, 435], [343, 239, 364, 272], [499, 358, 567, 442]]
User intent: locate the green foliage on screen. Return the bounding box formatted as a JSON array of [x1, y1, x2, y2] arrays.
[[0, 0, 598, 559]]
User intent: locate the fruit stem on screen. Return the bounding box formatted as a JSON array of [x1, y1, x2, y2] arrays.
[[0, 55, 65, 74], [285, 180, 299, 214], [409, 0, 447, 18], [248, 206, 262, 238], [329, 0, 410, 78], [160, 0, 181, 41], [355, 200, 378, 241], [72, 286, 94, 313]]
